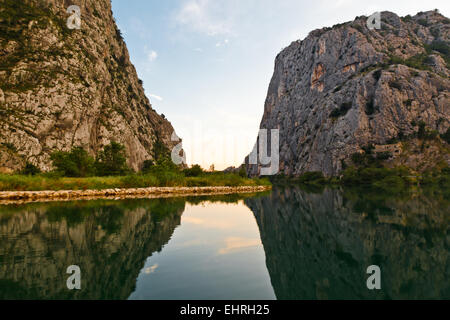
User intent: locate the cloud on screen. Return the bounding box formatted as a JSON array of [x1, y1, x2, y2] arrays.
[[174, 0, 233, 36], [215, 39, 229, 47], [218, 237, 261, 255], [149, 94, 163, 101], [144, 264, 159, 275], [148, 50, 158, 62]]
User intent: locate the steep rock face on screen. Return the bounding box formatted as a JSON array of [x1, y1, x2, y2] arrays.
[[248, 11, 449, 176], [0, 0, 179, 172]]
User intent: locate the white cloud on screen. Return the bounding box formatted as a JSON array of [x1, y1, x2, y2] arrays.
[[148, 50, 158, 62], [149, 94, 163, 101], [174, 0, 233, 36], [215, 39, 229, 47]]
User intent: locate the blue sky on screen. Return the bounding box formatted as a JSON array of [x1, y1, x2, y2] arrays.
[[111, 0, 449, 170]]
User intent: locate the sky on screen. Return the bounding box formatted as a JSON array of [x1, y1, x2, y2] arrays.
[[111, 0, 449, 170]]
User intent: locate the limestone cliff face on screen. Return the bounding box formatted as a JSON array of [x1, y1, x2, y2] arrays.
[[247, 11, 450, 176], [0, 0, 179, 172]]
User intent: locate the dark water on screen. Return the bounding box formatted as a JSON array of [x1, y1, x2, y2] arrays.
[[0, 187, 448, 300]]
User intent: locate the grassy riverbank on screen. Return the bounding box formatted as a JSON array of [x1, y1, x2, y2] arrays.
[[0, 172, 271, 192]]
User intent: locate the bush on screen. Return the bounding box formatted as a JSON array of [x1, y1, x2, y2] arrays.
[[376, 152, 393, 160], [238, 166, 247, 178], [20, 162, 41, 176], [297, 171, 326, 185], [95, 141, 130, 176], [418, 121, 427, 139], [351, 153, 366, 165], [51, 147, 96, 177], [441, 128, 450, 144], [341, 166, 410, 187], [141, 160, 154, 174], [183, 164, 203, 177]]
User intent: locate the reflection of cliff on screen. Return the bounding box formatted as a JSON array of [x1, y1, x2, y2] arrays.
[[0, 199, 185, 299], [246, 187, 450, 300]]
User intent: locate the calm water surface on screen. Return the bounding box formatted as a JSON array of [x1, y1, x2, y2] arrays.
[[0, 187, 448, 299]]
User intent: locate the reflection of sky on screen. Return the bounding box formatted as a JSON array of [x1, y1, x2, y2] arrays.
[[128, 201, 275, 300]]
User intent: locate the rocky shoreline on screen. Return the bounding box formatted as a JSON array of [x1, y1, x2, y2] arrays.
[[0, 186, 272, 205]]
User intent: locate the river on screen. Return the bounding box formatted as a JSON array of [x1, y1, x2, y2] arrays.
[[0, 186, 448, 299]]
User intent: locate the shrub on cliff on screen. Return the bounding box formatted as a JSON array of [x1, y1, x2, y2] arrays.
[[441, 128, 450, 144]]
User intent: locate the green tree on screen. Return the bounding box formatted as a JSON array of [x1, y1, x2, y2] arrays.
[[21, 162, 41, 176], [238, 166, 247, 178], [95, 141, 130, 176], [418, 121, 427, 139], [152, 136, 170, 161], [141, 160, 155, 174], [183, 164, 203, 177], [441, 128, 450, 144], [50, 147, 95, 177]]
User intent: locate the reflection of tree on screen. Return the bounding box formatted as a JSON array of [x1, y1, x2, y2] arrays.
[[245, 186, 450, 300], [0, 199, 185, 299]]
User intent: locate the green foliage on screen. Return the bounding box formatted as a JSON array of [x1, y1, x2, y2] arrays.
[[152, 136, 171, 162], [20, 162, 41, 176], [183, 164, 204, 177], [420, 166, 450, 188], [417, 122, 439, 140], [417, 19, 429, 27], [441, 128, 450, 144], [141, 160, 155, 174], [376, 151, 393, 160], [297, 172, 326, 185], [50, 147, 96, 178], [362, 144, 375, 155], [425, 41, 450, 69], [95, 142, 130, 176], [387, 54, 432, 71], [0, 171, 269, 191], [351, 153, 366, 165], [403, 54, 432, 71], [1, 142, 17, 152], [341, 166, 411, 190], [238, 166, 247, 178]]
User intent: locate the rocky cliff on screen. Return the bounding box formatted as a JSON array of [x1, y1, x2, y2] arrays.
[[247, 10, 450, 176], [0, 0, 179, 172]]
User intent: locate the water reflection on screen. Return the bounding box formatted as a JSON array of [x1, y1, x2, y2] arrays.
[[0, 194, 274, 300], [0, 188, 448, 300], [0, 199, 185, 299], [245, 186, 450, 300]]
